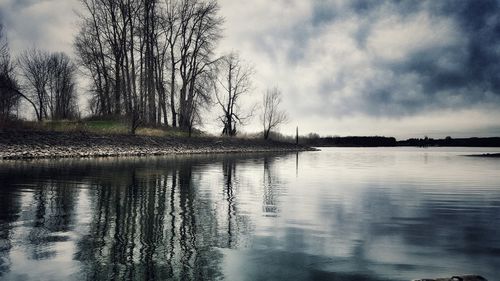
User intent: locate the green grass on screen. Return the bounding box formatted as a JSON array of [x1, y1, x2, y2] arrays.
[[11, 119, 202, 138], [85, 120, 129, 134]]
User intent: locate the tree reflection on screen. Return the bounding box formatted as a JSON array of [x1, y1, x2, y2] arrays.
[[72, 157, 232, 280], [263, 156, 278, 216], [222, 159, 236, 248], [0, 154, 291, 280], [0, 172, 21, 277]]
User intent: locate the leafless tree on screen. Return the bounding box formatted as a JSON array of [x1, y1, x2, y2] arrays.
[[0, 24, 45, 121], [177, 0, 223, 131], [163, 0, 183, 127], [46, 53, 79, 119], [18, 48, 79, 121], [76, 0, 133, 117], [261, 87, 288, 140], [74, 16, 112, 116], [76, 0, 142, 132], [186, 65, 216, 136], [18, 48, 51, 121], [0, 23, 21, 120], [215, 52, 254, 136]]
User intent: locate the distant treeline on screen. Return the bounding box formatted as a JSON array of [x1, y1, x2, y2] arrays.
[[299, 135, 500, 147], [398, 137, 500, 147], [303, 136, 397, 147]]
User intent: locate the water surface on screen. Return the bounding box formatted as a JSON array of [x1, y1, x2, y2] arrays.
[[1, 147, 500, 281]]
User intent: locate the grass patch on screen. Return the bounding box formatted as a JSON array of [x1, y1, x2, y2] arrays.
[[136, 127, 201, 138], [4, 119, 204, 138], [85, 120, 129, 134]]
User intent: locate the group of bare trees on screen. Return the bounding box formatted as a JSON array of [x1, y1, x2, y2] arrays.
[[18, 49, 79, 121], [0, 24, 20, 120], [214, 53, 289, 139], [75, 0, 223, 133], [0, 24, 79, 122]]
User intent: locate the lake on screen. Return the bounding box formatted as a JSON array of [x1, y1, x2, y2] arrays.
[[0, 147, 500, 281]]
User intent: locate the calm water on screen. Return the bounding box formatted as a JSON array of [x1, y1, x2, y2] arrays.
[[1, 147, 500, 281]]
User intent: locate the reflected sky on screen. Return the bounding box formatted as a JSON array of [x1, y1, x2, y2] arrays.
[[0, 148, 500, 281]]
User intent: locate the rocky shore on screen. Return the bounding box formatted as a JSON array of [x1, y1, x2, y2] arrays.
[[0, 129, 316, 160]]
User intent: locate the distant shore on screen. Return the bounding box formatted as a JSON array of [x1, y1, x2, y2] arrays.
[[302, 136, 500, 147], [0, 129, 315, 160], [465, 153, 500, 158]]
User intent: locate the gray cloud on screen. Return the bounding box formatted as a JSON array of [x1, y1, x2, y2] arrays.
[[225, 0, 500, 120], [0, 0, 79, 54], [306, 0, 500, 117]]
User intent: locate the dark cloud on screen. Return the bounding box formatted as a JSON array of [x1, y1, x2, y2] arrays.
[[0, 0, 79, 54], [296, 0, 500, 117]]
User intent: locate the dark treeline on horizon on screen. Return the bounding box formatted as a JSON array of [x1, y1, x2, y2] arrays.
[[297, 135, 500, 147], [398, 136, 500, 147], [303, 136, 397, 147]]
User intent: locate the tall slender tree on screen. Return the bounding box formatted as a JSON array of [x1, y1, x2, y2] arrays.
[[215, 52, 254, 136], [46, 53, 79, 120], [18, 48, 51, 121], [261, 87, 288, 140], [177, 0, 223, 131], [164, 0, 183, 127]]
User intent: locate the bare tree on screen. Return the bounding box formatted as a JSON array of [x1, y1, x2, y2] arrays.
[[46, 53, 79, 119], [18, 48, 51, 121], [0, 23, 21, 120], [261, 87, 288, 140], [18, 48, 79, 121], [177, 0, 223, 131], [186, 66, 216, 136], [215, 52, 254, 136], [74, 0, 117, 116], [76, 0, 132, 117], [163, 0, 183, 128], [74, 16, 112, 116]]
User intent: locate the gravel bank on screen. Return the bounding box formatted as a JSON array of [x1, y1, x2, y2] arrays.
[[0, 129, 316, 160]]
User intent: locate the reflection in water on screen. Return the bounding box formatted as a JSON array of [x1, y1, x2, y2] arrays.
[[0, 148, 500, 281], [0, 155, 272, 281], [71, 159, 231, 280]]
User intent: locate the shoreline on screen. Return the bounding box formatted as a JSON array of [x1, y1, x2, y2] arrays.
[[464, 153, 500, 158], [0, 129, 316, 160]]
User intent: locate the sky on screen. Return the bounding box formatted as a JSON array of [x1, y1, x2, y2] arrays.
[[1, 0, 500, 139]]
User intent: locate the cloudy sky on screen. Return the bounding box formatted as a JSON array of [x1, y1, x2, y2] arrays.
[[2, 0, 500, 138]]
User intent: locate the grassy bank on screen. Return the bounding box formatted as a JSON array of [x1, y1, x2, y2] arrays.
[[1, 119, 197, 138], [0, 120, 314, 160]]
